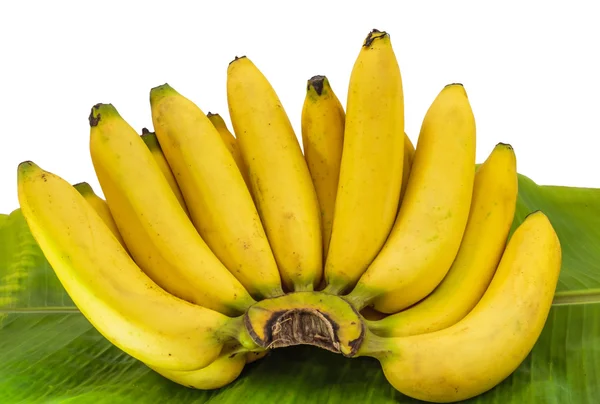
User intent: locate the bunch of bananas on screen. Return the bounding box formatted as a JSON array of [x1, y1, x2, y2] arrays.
[[16, 28, 561, 403]]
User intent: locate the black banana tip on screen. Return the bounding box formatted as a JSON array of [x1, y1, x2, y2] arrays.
[[307, 75, 327, 96], [363, 29, 388, 47], [88, 103, 106, 127]]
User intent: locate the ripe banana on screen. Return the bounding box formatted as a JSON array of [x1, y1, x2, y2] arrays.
[[150, 84, 284, 300], [206, 112, 251, 189], [73, 181, 126, 248], [346, 83, 476, 313], [399, 133, 415, 204], [367, 143, 518, 337], [17, 161, 251, 371], [357, 211, 562, 403], [301, 75, 345, 261], [227, 56, 322, 292], [89, 103, 255, 316], [140, 128, 189, 215], [149, 343, 248, 390], [324, 29, 404, 295]]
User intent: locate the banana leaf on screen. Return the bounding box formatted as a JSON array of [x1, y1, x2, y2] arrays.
[[1, 173, 599, 403]]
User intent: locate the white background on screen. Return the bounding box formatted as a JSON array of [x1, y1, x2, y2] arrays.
[[1, 1, 599, 214]]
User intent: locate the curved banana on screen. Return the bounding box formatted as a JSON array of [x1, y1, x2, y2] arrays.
[[324, 29, 404, 295], [399, 132, 415, 205], [149, 343, 248, 390], [301, 75, 345, 261], [73, 181, 126, 248], [17, 161, 247, 371], [367, 143, 518, 337], [206, 112, 251, 189], [346, 83, 476, 313], [150, 85, 284, 300], [140, 128, 189, 216], [358, 211, 562, 403], [89, 103, 255, 316], [227, 56, 322, 292]]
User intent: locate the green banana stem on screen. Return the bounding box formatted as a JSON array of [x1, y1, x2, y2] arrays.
[[353, 328, 393, 359], [218, 315, 262, 352]]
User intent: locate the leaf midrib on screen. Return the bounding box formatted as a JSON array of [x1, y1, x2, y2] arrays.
[[2, 289, 600, 315], [553, 288, 600, 306]]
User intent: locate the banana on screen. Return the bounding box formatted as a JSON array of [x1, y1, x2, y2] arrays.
[[346, 83, 476, 313], [301, 75, 345, 261], [17, 161, 250, 371], [357, 211, 562, 403], [150, 85, 284, 300], [227, 56, 322, 292], [366, 143, 518, 337], [149, 343, 248, 390], [323, 29, 404, 295], [73, 181, 126, 248], [89, 103, 255, 316], [140, 128, 189, 215], [399, 133, 415, 204], [206, 112, 251, 189]]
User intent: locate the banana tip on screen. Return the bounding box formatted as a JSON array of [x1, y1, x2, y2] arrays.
[[17, 160, 40, 181], [443, 83, 468, 99], [88, 103, 103, 127], [141, 127, 151, 135], [73, 182, 94, 195], [229, 55, 247, 66], [496, 142, 514, 150], [307, 75, 327, 96], [149, 83, 175, 103], [88, 103, 117, 127], [524, 210, 547, 221], [363, 29, 388, 47]]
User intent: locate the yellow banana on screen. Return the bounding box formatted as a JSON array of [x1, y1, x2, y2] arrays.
[[140, 128, 189, 216], [17, 161, 248, 371], [150, 84, 284, 300], [346, 83, 476, 313], [399, 133, 415, 204], [73, 181, 126, 248], [206, 112, 252, 189], [323, 29, 404, 295], [358, 211, 562, 403], [89, 103, 255, 316], [227, 56, 322, 292], [367, 143, 518, 337], [149, 343, 248, 390], [301, 75, 345, 261]]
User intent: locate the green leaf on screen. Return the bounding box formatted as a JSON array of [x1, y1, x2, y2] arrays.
[[1, 173, 599, 403]]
